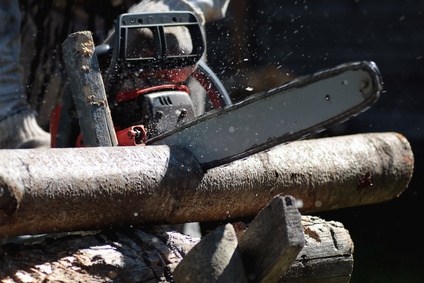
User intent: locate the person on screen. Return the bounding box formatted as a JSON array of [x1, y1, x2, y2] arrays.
[[0, 0, 50, 148], [0, 0, 230, 149]]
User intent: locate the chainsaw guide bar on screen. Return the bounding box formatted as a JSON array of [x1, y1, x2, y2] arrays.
[[148, 61, 382, 170]]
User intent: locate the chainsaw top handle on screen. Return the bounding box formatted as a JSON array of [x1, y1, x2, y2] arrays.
[[97, 12, 205, 69], [99, 12, 205, 98]]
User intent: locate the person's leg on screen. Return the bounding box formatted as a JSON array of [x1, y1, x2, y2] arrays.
[[0, 0, 50, 148]]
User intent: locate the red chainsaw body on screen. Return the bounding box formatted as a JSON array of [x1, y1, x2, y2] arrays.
[[50, 84, 191, 148]]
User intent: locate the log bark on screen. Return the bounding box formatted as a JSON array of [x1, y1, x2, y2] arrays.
[[0, 228, 200, 283], [0, 216, 353, 283], [0, 132, 414, 237]]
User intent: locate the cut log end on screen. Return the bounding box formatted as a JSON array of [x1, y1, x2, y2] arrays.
[[279, 216, 354, 282]]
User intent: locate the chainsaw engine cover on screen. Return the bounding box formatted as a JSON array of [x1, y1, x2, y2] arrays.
[[112, 88, 195, 137], [144, 90, 196, 136]]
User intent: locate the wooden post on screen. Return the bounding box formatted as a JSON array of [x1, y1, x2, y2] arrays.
[[0, 133, 414, 237], [238, 195, 304, 282], [62, 31, 118, 147], [173, 224, 248, 282]]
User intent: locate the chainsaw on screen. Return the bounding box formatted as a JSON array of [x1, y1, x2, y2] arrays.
[[51, 12, 382, 170]]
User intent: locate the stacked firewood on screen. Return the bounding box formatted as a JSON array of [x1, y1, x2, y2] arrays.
[[0, 196, 354, 283], [0, 129, 413, 282]]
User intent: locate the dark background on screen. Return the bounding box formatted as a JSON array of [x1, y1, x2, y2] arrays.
[[206, 0, 423, 282]]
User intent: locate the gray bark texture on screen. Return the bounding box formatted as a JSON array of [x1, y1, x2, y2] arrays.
[[0, 132, 414, 237], [0, 216, 353, 283], [0, 228, 200, 283]]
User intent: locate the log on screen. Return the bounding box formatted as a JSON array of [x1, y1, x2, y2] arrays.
[[0, 228, 200, 283], [0, 132, 414, 237], [234, 215, 355, 283], [279, 216, 354, 283], [0, 216, 353, 283], [61, 31, 118, 147]]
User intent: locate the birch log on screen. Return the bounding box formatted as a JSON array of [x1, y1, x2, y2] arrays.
[[0, 132, 414, 237]]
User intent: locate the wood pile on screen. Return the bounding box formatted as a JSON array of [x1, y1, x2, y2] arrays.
[[0, 197, 355, 283], [0, 128, 413, 282], [0, 31, 414, 282]]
